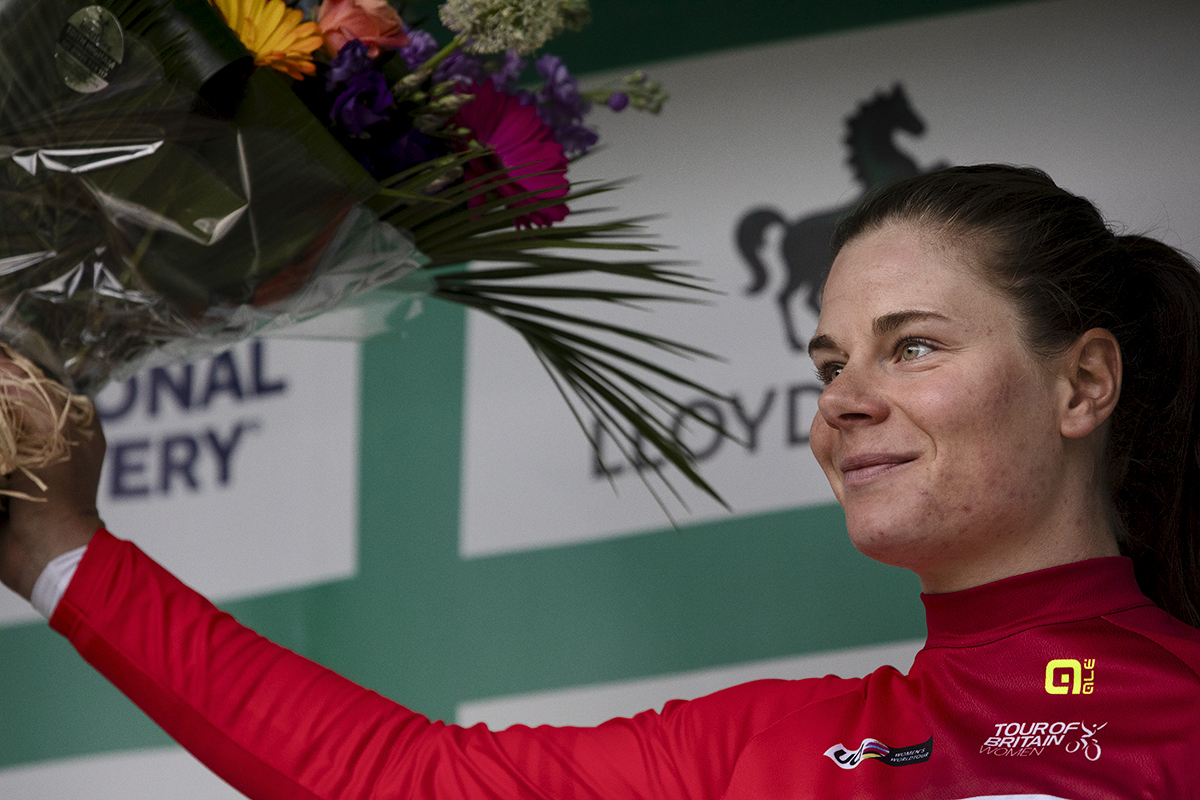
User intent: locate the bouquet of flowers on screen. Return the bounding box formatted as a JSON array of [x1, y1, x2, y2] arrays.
[[0, 0, 720, 505]]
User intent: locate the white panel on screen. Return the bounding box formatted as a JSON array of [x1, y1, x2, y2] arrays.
[[457, 639, 923, 728], [459, 0, 1200, 557], [0, 747, 246, 800], [0, 338, 360, 626]]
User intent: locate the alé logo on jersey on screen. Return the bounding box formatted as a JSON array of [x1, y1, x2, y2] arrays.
[[824, 736, 933, 770], [1045, 658, 1095, 694]]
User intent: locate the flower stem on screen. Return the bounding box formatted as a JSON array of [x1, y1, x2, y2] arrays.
[[419, 35, 466, 77]]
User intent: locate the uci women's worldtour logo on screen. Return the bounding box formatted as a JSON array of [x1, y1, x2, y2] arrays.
[[824, 736, 933, 770]]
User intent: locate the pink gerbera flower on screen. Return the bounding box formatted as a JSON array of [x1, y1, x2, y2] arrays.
[[454, 80, 569, 228]]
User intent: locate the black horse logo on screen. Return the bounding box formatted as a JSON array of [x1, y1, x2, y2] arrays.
[[736, 84, 946, 351]]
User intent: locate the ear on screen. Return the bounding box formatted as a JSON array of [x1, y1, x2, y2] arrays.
[[1059, 328, 1122, 439]]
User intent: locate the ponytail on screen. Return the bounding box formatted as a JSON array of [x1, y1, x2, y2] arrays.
[[1108, 236, 1200, 626]]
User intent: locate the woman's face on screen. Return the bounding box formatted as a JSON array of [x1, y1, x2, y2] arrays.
[[808, 222, 1075, 591]]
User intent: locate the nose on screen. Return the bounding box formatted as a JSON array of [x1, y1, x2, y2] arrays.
[[814, 363, 889, 431]]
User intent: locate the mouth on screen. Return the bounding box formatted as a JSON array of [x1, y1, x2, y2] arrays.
[[838, 453, 918, 487]]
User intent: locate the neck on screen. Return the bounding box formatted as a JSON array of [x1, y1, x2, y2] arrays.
[[917, 528, 1120, 594], [918, 463, 1120, 594]]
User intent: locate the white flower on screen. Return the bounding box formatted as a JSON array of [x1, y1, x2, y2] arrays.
[[439, 0, 590, 55]]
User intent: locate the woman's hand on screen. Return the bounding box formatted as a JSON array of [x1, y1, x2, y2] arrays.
[[0, 379, 105, 601]]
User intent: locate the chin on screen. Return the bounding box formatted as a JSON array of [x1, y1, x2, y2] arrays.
[[842, 506, 929, 568]]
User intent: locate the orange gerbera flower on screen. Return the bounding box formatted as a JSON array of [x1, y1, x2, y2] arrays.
[[210, 0, 325, 80]]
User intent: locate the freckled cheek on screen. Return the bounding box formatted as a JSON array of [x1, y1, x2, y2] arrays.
[[909, 369, 1026, 441], [917, 372, 1053, 514], [905, 379, 1016, 501], [954, 366, 1057, 475]]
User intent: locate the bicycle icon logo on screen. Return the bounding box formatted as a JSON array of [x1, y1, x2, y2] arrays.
[[1064, 721, 1106, 761]]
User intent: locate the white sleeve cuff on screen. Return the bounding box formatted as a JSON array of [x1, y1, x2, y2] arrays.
[[30, 544, 88, 620]]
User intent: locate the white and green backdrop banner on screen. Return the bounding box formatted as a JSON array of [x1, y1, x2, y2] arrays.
[[3, 0, 1200, 796]]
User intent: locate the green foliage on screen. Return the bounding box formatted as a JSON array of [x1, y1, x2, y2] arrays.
[[373, 151, 728, 508]]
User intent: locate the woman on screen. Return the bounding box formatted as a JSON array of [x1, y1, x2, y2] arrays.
[[3, 164, 1199, 798]]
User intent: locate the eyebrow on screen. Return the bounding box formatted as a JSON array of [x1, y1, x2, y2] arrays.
[[807, 310, 951, 358]]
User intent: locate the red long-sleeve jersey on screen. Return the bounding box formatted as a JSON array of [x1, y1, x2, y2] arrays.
[[49, 530, 1200, 799]]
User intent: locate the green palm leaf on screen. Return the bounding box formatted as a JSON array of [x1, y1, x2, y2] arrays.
[[374, 151, 730, 507]]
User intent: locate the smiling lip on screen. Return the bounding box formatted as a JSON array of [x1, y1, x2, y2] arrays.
[[839, 453, 918, 487]]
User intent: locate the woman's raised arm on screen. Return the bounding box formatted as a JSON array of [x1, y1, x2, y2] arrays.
[[0, 363, 833, 800]]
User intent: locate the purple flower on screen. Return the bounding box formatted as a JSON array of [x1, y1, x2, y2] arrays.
[[400, 28, 438, 71], [489, 50, 526, 93], [399, 28, 489, 88], [536, 54, 584, 111], [529, 53, 597, 158], [327, 40, 373, 90], [552, 122, 599, 157], [607, 92, 629, 112], [434, 50, 487, 85], [331, 71, 392, 134]]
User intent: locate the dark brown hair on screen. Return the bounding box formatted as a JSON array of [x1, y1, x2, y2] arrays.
[[831, 164, 1200, 626]]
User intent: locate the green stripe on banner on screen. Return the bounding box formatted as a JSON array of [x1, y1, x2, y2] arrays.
[[0, 299, 923, 767], [0, 624, 174, 765], [422, 0, 1051, 73]]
